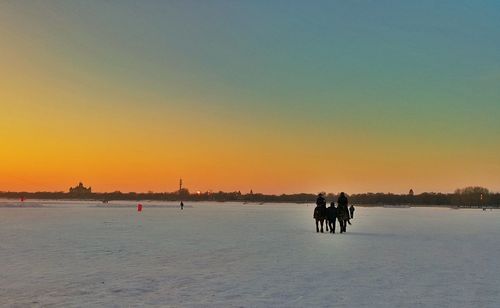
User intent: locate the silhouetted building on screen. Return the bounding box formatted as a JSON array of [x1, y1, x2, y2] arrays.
[[409, 189, 414, 196], [69, 182, 92, 195]]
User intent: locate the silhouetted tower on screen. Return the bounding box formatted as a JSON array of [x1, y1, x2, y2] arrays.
[[179, 178, 183, 193], [409, 189, 414, 196]]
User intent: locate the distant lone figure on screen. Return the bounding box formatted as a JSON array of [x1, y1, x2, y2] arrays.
[[337, 192, 349, 233], [349, 204, 355, 219], [327, 202, 337, 234], [313, 193, 327, 233], [180, 201, 184, 210]]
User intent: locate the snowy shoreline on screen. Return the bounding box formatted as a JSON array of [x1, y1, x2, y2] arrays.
[[0, 199, 497, 210]]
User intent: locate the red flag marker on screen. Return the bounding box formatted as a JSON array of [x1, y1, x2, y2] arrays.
[[137, 203, 142, 212]]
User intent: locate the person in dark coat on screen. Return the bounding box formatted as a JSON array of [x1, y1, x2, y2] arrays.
[[327, 202, 337, 233], [313, 193, 327, 233], [349, 204, 355, 219], [337, 192, 349, 233], [180, 201, 184, 210]]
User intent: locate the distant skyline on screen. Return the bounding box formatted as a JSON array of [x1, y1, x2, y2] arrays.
[[1, 1, 500, 194]]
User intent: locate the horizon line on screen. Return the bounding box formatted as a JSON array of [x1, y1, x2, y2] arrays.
[[1, 188, 497, 195]]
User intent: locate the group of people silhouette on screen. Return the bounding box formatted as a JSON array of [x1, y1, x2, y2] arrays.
[[313, 192, 355, 233]]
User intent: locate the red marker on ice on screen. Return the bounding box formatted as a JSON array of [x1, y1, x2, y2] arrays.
[[137, 203, 142, 212]]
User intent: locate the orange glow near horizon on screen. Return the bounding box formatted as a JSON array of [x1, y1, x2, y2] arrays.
[[1, 2, 500, 194]]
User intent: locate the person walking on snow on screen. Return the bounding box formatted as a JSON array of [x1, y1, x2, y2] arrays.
[[337, 192, 349, 233], [349, 204, 355, 219], [327, 202, 337, 233]]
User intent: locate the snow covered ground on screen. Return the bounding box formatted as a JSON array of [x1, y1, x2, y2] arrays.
[[1, 201, 499, 307]]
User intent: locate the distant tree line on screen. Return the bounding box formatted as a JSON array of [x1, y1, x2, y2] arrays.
[[0, 186, 499, 207]]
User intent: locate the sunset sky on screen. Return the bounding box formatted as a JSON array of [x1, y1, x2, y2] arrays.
[[1, 1, 499, 194]]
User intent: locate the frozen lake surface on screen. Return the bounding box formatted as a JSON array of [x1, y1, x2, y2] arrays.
[[1, 201, 500, 307]]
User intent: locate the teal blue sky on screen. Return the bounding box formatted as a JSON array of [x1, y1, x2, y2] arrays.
[[1, 1, 500, 193]]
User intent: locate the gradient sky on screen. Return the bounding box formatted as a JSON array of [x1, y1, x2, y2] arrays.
[[1, 1, 499, 194]]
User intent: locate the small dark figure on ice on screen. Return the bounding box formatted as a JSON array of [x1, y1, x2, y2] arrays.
[[180, 201, 184, 210], [349, 204, 355, 219], [313, 193, 327, 233], [337, 192, 349, 233]]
